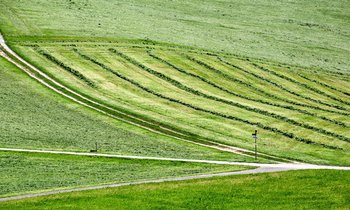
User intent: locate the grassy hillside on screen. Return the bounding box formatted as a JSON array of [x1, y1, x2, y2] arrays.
[[0, 56, 254, 162], [2, 170, 349, 209], [0, 0, 349, 73], [0, 151, 248, 197], [0, 0, 349, 207], [0, 0, 349, 165], [8, 40, 350, 165]]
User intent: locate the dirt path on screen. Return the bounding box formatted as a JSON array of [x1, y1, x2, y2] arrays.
[[0, 147, 349, 202], [1, 148, 349, 170]]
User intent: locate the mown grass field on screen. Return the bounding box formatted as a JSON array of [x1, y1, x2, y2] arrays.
[[0, 0, 349, 208], [0, 56, 255, 162], [0, 0, 348, 165], [2, 170, 349, 209], [7, 40, 350, 165], [0, 151, 249, 197]]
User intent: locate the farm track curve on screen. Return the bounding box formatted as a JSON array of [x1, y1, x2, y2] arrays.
[[0, 147, 349, 202]]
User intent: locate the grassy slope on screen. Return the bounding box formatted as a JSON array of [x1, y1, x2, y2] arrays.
[[0, 0, 348, 165], [1, 170, 349, 209], [0, 56, 255, 162], [0, 151, 249, 197], [11, 42, 349, 165], [0, 0, 349, 73]]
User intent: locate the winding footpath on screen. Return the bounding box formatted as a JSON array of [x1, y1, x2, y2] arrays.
[[0, 34, 349, 202], [0, 147, 349, 202]]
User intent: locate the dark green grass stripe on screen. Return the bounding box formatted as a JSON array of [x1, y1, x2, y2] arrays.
[[148, 51, 349, 128], [215, 56, 350, 116], [108, 48, 350, 145], [33, 47, 96, 88], [72, 49, 342, 150], [252, 63, 350, 107], [218, 57, 350, 116], [293, 71, 350, 97]]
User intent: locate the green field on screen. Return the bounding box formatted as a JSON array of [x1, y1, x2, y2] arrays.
[[2, 170, 349, 209], [0, 56, 256, 162], [5, 40, 349, 165], [0, 151, 248, 197], [0, 0, 349, 165], [0, 0, 349, 208]]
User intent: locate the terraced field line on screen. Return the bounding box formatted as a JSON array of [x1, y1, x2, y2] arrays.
[[0, 33, 280, 162], [286, 69, 350, 97], [217, 57, 350, 116], [0, 148, 349, 202], [251, 63, 350, 111], [252, 63, 350, 107], [0, 51, 251, 159], [104, 49, 347, 147], [148, 51, 349, 128]]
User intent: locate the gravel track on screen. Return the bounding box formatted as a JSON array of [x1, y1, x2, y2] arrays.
[[0, 148, 349, 202]]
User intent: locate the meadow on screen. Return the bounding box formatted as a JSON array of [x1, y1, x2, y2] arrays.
[[7, 39, 349, 165], [0, 0, 349, 207], [1, 170, 349, 209], [0, 56, 253, 162]]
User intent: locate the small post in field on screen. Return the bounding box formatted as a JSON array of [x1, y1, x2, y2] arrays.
[[252, 130, 258, 160], [90, 142, 98, 153]]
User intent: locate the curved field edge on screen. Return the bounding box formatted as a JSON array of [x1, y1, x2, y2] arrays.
[[0, 151, 251, 198], [1, 170, 349, 209]]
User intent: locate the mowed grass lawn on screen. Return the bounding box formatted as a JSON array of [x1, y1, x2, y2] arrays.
[[0, 55, 256, 162], [10, 41, 350, 165], [0, 151, 250, 197], [1, 170, 349, 210]]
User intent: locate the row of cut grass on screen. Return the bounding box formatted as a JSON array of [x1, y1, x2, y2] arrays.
[[254, 63, 350, 107], [108, 48, 350, 144], [7, 42, 350, 165], [217, 56, 350, 117], [0, 55, 256, 162], [189, 54, 350, 113], [148, 50, 349, 128], [73, 48, 346, 150]]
